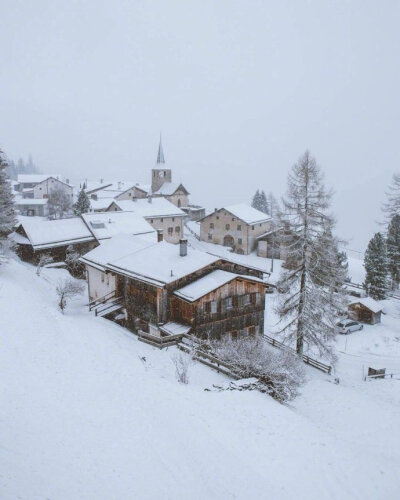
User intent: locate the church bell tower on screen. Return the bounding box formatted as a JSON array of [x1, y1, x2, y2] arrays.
[[151, 135, 172, 193]]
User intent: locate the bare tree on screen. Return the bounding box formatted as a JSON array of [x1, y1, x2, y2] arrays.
[[36, 253, 53, 276], [210, 337, 305, 402], [275, 151, 345, 361], [48, 186, 72, 219], [56, 277, 85, 313], [382, 173, 400, 225], [172, 351, 193, 384]]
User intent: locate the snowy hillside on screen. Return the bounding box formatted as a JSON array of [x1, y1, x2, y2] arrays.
[[1, 258, 400, 499]]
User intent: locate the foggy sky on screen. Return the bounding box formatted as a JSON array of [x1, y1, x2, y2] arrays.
[[1, 1, 399, 253]]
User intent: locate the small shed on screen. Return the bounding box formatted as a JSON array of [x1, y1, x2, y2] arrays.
[[347, 297, 384, 325]]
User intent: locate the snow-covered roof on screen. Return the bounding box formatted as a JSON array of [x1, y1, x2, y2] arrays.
[[19, 218, 95, 250], [15, 199, 48, 206], [89, 198, 115, 211], [80, 234, 157, 271], [109, 197, 186, 218], [17, 174, 61, 184], [153, 182, 188, 196], [223, 204, 271, 225], [81, 212, 156, 242], [174, 269, 264, 302], [83, 181, 113, 193], [160, 322, 191, 336], [348, 297, 384, 313], [106, 242, 219, 287]]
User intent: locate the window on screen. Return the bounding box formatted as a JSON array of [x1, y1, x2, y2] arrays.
[[248, 326, 256, 337], [208, 233, 212, 240], [237, 225, 241, 231], [150, 219, 153, 223], [101, 273, 105, 283], [175, 226, 180, 233], [168, 227, 173, 235], [129, 192, 132, 196], [160, 218, 163, 222], [224, 297, 233, 309], [243, 294, 251, 306], [232, 217, 235, 221], [106, 275, 110, 286], [231, 330, 238, 340], [172, 217, 175, 222], [250, 293, 257, 305], [178, 199, 181, 207], [225, 224, 230, 230], [216, 216, 219, 220], [210, 223, 214, 229], [238, 238, 242, 245], [205, 301, 217, 314], [252, 226, 254, 230]]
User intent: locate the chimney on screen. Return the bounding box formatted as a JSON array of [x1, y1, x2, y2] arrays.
[[100, 178, 103, 184], [179, 239, 188, 257], [214, 208, 218, 212], [66, 178, 70, 185], [157, 230, 164, 242]]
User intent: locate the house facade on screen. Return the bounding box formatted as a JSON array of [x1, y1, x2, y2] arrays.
[[33, 177, 74, 200], [199, 204, 272, 255]]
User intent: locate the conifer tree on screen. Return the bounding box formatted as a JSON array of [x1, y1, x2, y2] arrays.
[[251, 190, 261, 210], [259, 190, 269, 214], [275, 151, 345, 360], [74, 187, 91, 215], [387, 215, 400, 289], [364, 232, 389, 300], [0, 150, 16, 262], [0, 150, 16, 239]]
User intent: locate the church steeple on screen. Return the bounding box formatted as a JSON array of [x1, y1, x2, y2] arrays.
[[157, 134, 165, 164]]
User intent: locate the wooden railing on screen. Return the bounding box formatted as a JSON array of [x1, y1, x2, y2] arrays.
[[88, 290, 116, 311], [263, 334, 332, 374]]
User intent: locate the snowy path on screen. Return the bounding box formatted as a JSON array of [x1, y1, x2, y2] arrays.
[[1, 258, 400, 499]]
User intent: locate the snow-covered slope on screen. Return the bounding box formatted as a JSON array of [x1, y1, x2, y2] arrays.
[[1, 258, 400, 499]]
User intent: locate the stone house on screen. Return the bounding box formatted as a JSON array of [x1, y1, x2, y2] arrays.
[[33, 176, 74, 201], [105, 197, 186, 244], [199, 204, 272, 255]]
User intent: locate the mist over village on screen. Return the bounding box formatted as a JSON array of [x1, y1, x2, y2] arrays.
[[1, 2, 399, 499]]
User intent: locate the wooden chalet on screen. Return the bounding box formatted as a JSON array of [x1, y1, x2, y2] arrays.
[[348, 298, 384, 325], [81, 237, 269, 339]]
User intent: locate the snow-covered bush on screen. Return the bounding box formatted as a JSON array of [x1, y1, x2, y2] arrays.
[[172, 351, 192, 384], [209, 337, 306, 402], [36, 253, 53, 276], [65, 245, 85, 277], [56, 277, 85, 313]]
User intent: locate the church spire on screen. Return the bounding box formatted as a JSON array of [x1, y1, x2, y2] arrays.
[[157, 134, 165, 164]]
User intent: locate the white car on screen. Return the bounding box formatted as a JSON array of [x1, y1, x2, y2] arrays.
[[336, 319, 364, 334]]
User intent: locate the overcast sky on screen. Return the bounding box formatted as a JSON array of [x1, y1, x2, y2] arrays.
[[1, 1, 399, 253]]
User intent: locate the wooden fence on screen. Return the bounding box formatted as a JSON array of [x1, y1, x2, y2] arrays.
[[263, 334, 332, 374]]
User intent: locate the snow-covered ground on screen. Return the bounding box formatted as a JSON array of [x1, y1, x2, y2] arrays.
[[1, 257, 400, 499]]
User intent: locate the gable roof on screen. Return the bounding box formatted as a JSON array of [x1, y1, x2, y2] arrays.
[[80, 234, 157, 271], [18, 217, 95, 250], [35, 176, 73, 188], [200, 204, 271, 225], [348, 297, 384, 313], [17, 174, 61, 184], [173, 269, 264, 302], [153, 182, 189, 196], [106, 242, 219, 287], [81, 211, 156, 242], [108, 197, 186, 218], [116, 183, 151, 198]]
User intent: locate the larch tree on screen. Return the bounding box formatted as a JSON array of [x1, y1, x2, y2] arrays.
[[0, 150, 16, 252], [74, 187, 91, 215], [364, 233, 389, 299], [387, 214, 400, 289], [275, 151, 345, 360]]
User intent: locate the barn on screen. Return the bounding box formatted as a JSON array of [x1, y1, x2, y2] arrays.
[[347, 297, 384, 325]]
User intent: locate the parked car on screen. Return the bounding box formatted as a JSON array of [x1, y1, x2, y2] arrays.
[[336, 319, 364, 334]]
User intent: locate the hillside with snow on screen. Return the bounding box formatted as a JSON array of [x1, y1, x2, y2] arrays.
[[1, 257, 400, 499]]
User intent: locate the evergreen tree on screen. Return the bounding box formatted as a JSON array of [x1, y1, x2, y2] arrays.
[[0, 150, 16, 253], [364, 233, 389, 300], [268, 192, 279, 219], [382, 174, 400, 223], [251, 190, 261, 210], [275, 151, 345, 360], [387, 215, 400, 289], [74, 187, 91, 215], [259, 190, 269, 214]]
